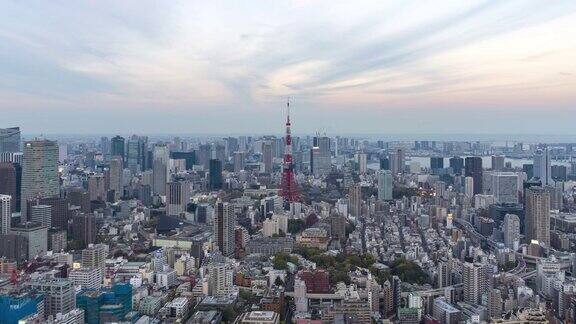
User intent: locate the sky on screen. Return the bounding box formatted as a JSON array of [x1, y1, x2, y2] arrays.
[[1, 0, 576, 135]]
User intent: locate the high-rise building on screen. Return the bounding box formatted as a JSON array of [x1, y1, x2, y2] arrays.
[[262, 141, 273, 173], [39, 197, 69, 230], [430, 157, 444, 172], [209, 159, 223, 190], [166, 181, 190, 216], [0, 127, 21, 154], [214, 201, 235, 257], [449, 156, 464, 175], [30, 204, 52, 227], [357, 152, 367, 174], [526, 186, 550, 246], [491, 155, 505, 171], [26, 279, 76, 318], [0, 194, 11, 234], [108, 156, 123, 199], [437, 258, 453, 288], [71, 213, 96, 246], [100, 136, 111, 162], [463, 262, 487, 305], [488, 172, 518, 204], [88, 173, 106, 202], [11, 222, 48, 259], [349, 185, 362, 218], [152, 145, 169, 195], [310, 136, 331, 176], [21, 140, 59, 217], [233, 151, 245, 173], [503, 213, 520, 250], [464, 177, 474, 199], [533, 148, 553, 186], [110, 135, 125, 162], [207, 256, 235, 297], [197, 144, 212, 169], [171, 151, 196, 170], [390, 148, 405, 175], [465, 157, 483, 195], [126, 135, 143, 173], [377, 170, 393, 201], [0, 163, 17, 213]]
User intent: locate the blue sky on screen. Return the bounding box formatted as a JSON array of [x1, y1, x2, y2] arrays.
[[1, 0, 575, 134]]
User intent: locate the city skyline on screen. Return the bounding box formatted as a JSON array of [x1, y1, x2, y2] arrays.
[[1, 1, 576, 134]]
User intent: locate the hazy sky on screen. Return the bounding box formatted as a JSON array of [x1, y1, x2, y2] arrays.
[[1, 0, 575, 135]]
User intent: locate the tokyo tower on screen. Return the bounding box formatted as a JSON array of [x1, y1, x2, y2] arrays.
[[280, 99, 299, 202]]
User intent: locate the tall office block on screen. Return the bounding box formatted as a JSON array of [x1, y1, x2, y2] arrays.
[[233, 151, 245, 173], [126, 135, 141, 173], [152, 145, 169, 195], [88, 173, 106, 202], [100, 137, 111, 162], [0, 163, 17, 213], [533, 148, 553, 186], [72, 213, 96, 246], [108, 156, 123, 199], [166, 181, 190, 216], [526, 187, 550, 246], [430, 157, 444, 172], [464, 177, 474, 199], [465, 157, 483, 195], [503, 213, 520, 250], [310, 136, 331, 176], [489, 172, 518, 204], [262, 141, 273, 173], [21, 140, 59, 218], [0, 195, 11, 234], [214, 201, 235, 257], [390, 148, 405, 174], [449, 156, 464, 175], [349, 185, 362, 218], [26, 279, 75, 318], [380, 157, 390, 171], [209, 159, 223, 190], [357, 152, 368, 174], [0, 127, 21, 154], [110, 136, 125, 162], [491, 155, 505, 171], [377, 170, 393, 201], [11, 222, 48, 259], [197, 144, 212, 169], [171, 151, 196, 170], [39, 197, 69, 230], [30, 204, 51, 227]]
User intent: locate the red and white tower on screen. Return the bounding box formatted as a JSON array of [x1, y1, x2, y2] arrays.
[[280, 99, 299, 203]]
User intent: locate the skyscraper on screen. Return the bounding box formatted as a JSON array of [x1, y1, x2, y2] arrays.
[[0, 162, 17, 213], [357, 152, 368, 174], [233, 151, 245, 173], [377, 170, 393, 201], [349, 185, 362, 218], [430, 157, 444, 172], [209, 159, 223, 190], [533, 148, 553, 186], [463, 262, 487, 305], [390, 148, 405, 174], [152, 145, 169, 195], [214, 201, 236, 257], [464, 176, 474, 199], [21, 140, 59, 217], [39, 197, 69, 230], [491, 155, 505, 171], [449, 156, 464, 175], [465, 157, 483, 195], [166, 181, 191, 216], [110, 135, 125, 162], [262, 141, 273, 173], [0, 127, 21, 154], [108, 156, 123, 199], [0, 194, 11, 234], [30, 204, 52, 227], [503, 213, 520, 250], [126, 135, 142, 174], [310, 136, 331, 176], [525, 186, 550, 246], [489, 172, 519, 204]]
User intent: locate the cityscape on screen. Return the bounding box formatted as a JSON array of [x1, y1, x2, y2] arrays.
[[1, 1, 576, 324]]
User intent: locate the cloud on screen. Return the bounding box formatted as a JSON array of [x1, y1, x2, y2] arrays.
[[0, 0, 575, 134]]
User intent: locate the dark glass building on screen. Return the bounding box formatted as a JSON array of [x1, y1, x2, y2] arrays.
[[465, 157, 483, 194], [209, 159, 223, 190], [449, 156, 464, 175]]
